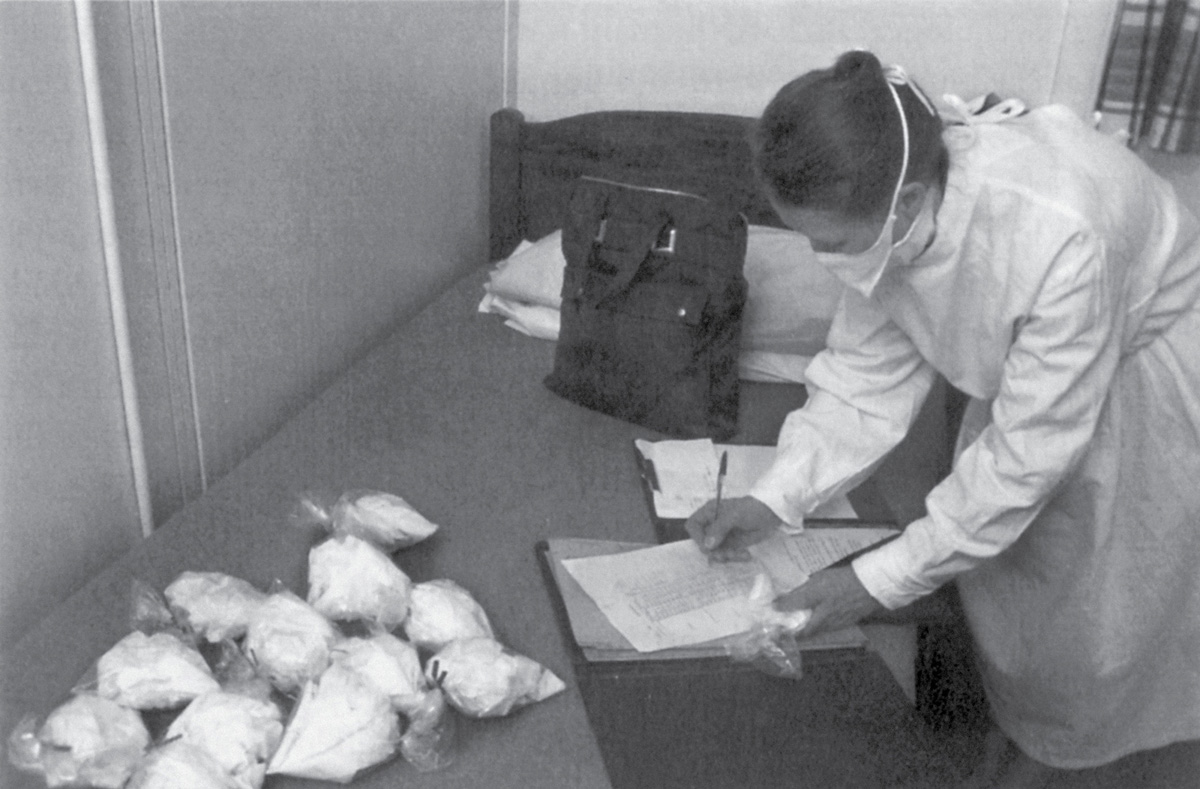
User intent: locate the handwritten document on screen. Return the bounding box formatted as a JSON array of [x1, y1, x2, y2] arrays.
[[635, 439, 856, 520], [561, 526, 898, 652]]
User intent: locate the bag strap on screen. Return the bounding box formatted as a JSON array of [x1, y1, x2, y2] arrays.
[[578, 210, 674, 306]]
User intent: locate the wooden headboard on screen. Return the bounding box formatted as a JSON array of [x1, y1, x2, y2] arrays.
[[488, 108, 785, 262]]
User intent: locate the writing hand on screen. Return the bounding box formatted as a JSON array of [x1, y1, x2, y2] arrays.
[[683, 496, 785, 562]]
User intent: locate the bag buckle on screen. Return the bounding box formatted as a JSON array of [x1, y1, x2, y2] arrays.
[[653, 227, 676, 254]]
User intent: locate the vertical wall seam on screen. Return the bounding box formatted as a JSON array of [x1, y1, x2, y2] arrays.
[[503, 0, 518, 108], [127, 5, 189, 508], [502, 0, 510, 107], [74, 0, 154, 537], [1046, 0, 1075, 107], [151, 0, 207, 492]]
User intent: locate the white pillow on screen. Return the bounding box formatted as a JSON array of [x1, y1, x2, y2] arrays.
[[480, 225, 843, 380], [740, 225, 843, 358]]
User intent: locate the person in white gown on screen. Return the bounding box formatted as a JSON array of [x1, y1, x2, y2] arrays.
[[686, 50, 1200, 787]]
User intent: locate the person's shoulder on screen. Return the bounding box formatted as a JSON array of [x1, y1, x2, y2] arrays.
[[956, 106, 1149, 228]]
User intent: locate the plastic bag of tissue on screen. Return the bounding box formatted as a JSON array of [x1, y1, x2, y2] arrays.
[[211, 641, 274, 702], [96, 631, 220, 709], [426, 637, 565, 718], [266, 662, 400, 783], [7, 693, 150, 788], [129, 578, 194, 644], [307, 534, 412, 628], [126, 740, 240, 789], [398, 687, 456, 772], [243, 590, 340, 694], [166, 690, 283, 789], [725, 574, 811, 678], [165, 572, 267, 643], [330, 633, 427, 714], [295, 489, 439, 551], [404, 579, 494, 651]]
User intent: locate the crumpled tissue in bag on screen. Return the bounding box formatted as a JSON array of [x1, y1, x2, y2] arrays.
[[331, 490, 439, 551], [403, 579, 494, 652], [398, 686, 456, 772], [725, 574, 812, 677], [125, 740, 240, 789], [307, 534, 412, 628], [266, 662, 400, 784], [165, 690, 284, 789], [243, 591, 340, 694], [330, 633, 427, 715], [7, 693, 150, 788], [164, 572, 267, 643], [96, 631, 220, 710], [427, 637, 565, 718]]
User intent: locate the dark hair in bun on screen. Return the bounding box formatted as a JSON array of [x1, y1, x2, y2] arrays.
[[753, 50, 947, 218]]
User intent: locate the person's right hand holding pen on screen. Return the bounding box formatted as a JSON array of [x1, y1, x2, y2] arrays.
[[684, 485, 786, 563]]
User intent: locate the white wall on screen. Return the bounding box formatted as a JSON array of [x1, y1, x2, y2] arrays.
[[1, 0, 508, 647], [0, 1, 145, 646], [514, 0, 1115, 120]]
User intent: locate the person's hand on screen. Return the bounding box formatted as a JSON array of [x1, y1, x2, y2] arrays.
[[684, 496, 785, 562], [773, 566, 884, 636]]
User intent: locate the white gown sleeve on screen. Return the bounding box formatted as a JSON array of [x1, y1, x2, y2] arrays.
[[748, 287, 936, 528], [852, 233, 1124, 609]]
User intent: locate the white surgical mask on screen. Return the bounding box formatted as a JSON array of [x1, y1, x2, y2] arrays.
[[813, 69, 937, 296]]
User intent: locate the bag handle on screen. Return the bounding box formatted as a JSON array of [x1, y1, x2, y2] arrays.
[[578, 208, 675, 306]]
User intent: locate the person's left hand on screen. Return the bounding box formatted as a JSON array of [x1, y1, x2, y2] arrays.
[[775, 566, 884, 636]]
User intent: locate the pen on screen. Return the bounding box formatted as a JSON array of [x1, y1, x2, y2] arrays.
[[715, 450, 728, 519]]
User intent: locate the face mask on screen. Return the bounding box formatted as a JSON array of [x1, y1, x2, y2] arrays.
[[813, 70, 936, 296]]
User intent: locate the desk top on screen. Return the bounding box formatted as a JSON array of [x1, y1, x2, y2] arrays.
[[0, 269, 947, 789]]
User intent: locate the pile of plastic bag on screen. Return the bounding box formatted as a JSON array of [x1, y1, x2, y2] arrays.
[[8, 489, 566, 787]]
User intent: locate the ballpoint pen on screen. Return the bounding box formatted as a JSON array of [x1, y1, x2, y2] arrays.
[[715, 450, 728, 518]]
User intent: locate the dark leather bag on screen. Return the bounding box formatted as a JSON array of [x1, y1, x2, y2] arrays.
[[544, 177, 748, 439]]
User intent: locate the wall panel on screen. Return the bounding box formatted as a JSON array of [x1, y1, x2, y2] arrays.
[[157, 0, 505, 485], [0, 1, 143, 645], [516, 0, 1114, 121]]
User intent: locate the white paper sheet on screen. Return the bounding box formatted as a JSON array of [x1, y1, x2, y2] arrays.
[[747, 527, 901, 591], [561, 527, 899, 652], [635, 439, 856, 520]]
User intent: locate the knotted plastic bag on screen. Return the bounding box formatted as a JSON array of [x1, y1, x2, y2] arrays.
[[403, 579, 494, 652], [266, 662, 400, 783], [164, 572, 267, 643], [243, 590, 340, 694], [165, 691, 284, 789], [398, 687, 456, 772], [294, 489, 439, 552], [125, 740, 239, 789], [211, 640, 274, 703], [306, 534, 412, 628], [7, 693, 150, 788], [330, 633, 427, 715], [725, 574, 812, 678], [95, 631, 220, 710], [426, 637, 565, 719]]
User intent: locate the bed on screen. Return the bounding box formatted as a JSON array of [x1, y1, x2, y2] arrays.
[[0, 108, 974, 789]]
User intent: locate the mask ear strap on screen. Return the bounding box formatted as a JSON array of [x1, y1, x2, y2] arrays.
[[882, 80, 909, 219], [884, 65, 939, 119]]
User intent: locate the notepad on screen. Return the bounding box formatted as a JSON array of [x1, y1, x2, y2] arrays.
[[560, 526, 898, 653], [634, 438, 857, 520]]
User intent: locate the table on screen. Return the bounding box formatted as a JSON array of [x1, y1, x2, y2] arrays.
[[0, 269, 967, 788]]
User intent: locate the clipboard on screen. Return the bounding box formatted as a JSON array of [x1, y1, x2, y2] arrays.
[[633, 441, 900, 543], [533, 540, 929, 789], [536, 538, 870, 664]]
